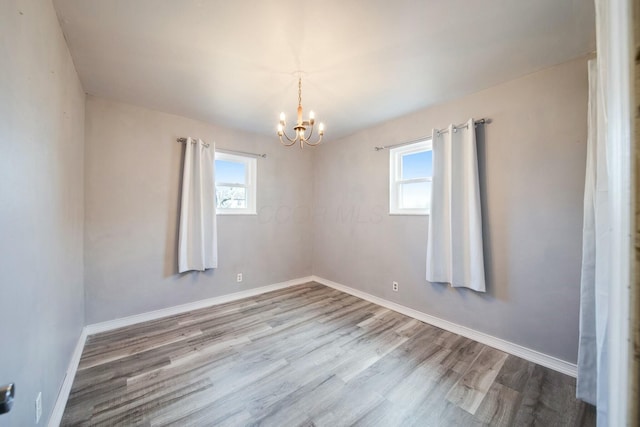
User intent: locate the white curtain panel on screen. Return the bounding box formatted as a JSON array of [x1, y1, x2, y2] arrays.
[[178, 138, 218, 273], [576, 59, 610, 422], [426, 119, 486, 292]]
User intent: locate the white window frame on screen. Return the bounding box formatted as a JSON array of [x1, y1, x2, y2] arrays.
[[214, 151, 257, 215], [389, 140, 432, 215]]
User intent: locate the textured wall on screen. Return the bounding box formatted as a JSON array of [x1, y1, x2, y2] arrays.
[[312, 57, 589, 363], [84, 96, 313, 323], [0, 1, 86, 425]]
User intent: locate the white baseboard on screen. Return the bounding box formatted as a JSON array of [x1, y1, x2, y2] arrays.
[[48, 275, 313, 426], [48, 273, 577, 426], [311, 275, 578, 378], [85, 276, 314, 335], [48, 328, 88, 427]]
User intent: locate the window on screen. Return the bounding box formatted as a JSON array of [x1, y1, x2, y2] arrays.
[[215, 151, 257, 215], [389, 140, 433, 215]]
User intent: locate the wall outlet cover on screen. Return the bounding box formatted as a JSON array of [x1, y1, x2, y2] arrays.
[[237, 273, 243, 282]]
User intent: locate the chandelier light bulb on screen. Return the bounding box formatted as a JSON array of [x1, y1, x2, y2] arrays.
[[279, 112, 285, 123], [319, 123, 325, 134]]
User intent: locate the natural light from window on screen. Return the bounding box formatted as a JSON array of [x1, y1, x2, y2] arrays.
[[215, 151, 257, 214], [389, 140, 432, 215]]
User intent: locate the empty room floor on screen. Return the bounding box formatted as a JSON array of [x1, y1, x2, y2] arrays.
[[61, 283, 595, 426]]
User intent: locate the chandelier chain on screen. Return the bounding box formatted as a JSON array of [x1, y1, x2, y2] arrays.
[[298, 77, 302, 107]]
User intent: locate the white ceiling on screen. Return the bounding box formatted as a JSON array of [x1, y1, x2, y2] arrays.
[[53, 0, 595, 140]]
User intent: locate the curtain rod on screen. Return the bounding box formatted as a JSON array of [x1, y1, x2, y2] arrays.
[[373, 118, 491, 151], [177, 137, 267, 158]]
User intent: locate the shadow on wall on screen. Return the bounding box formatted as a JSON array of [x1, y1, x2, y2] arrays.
[[476, 126, 503, 300], [477, 125, 509, 302], [164, 137, 184, 278]]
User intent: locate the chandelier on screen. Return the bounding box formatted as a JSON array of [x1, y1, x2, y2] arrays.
[[277, 76, 324, 147]]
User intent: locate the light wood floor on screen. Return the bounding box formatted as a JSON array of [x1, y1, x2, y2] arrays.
[[61, 282, 595, 426]]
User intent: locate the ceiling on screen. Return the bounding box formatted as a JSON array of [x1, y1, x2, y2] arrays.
[[53, 0, 595, 140]]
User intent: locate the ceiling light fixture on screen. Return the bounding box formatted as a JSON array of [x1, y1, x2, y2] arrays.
[[277, 76, 324, 147]]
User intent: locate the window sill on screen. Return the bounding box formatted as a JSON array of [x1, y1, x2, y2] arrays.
[[389, 212, 429, 216], [217, 212, 257, 216]]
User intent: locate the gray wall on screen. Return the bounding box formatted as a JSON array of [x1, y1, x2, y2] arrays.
[[312, 57, 589, 363], [0, 3, 590, 421], [84, 96, 314, 323], [0, 1, 86, 425]]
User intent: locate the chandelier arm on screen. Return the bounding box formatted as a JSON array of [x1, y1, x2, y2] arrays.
[[304, 133, 323, 146], [281, 129, 297, 143], [279, 135, 298, 147], [279, 130, 298, 146], [302, 123, 314, 142]]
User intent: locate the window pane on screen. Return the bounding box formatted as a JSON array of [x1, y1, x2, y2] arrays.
[[215, 159, 245, 184], [216, 186, 247, 209], [402, 150, 432, 180], [399, 181, 431, 209]]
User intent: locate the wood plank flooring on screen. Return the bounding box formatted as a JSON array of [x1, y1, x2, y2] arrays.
[[61, 282, 595, 426]]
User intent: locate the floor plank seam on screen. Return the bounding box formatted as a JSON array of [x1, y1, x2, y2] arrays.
[[60, 282, 596, 427]]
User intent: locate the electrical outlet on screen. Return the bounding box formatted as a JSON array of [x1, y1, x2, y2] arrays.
[[392, 281, 399, 292], [236, 273, 243, 282], [35, 392, 42, 424]]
